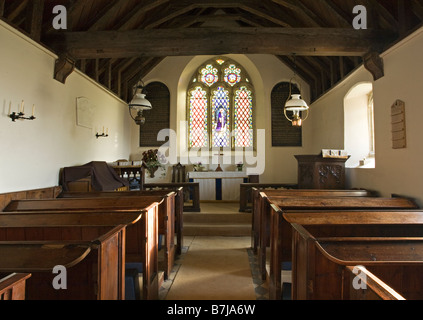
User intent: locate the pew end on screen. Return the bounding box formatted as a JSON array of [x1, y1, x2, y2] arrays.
[[0, 273, 31, 300]]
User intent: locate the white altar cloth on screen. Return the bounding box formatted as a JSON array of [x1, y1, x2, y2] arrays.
[[188, 171, 248, 201]]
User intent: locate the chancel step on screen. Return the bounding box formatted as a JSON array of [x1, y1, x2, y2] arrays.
[[183, 213, 252, 236]]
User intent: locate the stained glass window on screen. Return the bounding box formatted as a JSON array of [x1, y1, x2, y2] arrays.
[[234, 86, 253, 148], [189, 86, 208, 148], [201, 64, 219, 87], [224, 64, 242, 87], [188, 58, 254, 150], [212, 86, 230, 148]]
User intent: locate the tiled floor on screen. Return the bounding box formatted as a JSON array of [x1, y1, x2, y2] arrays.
[[159, 236, 269, 300]]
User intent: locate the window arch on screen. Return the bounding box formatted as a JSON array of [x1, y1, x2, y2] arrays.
[[187, 58, 254, 150], [344, 82, 375, 168]]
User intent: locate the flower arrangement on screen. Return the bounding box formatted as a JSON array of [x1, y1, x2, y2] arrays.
[[142, 149, 165, 177], [236, 162, 244, 171], [193, 162, 204, 172]]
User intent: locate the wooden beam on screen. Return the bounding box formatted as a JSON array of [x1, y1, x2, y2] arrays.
[[47, 27, 394, 59], [363, 51, 384, 81], [54, 54, 75, 84], [26, 0, 44, 42]]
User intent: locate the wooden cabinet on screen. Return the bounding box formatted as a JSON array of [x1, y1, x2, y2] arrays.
[[295, 154, 349, 189], [111, 165, 144, 190]]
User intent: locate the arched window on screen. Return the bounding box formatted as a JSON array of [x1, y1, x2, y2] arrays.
[[187, 58, 254, 150], [344, 82, 375, 168]]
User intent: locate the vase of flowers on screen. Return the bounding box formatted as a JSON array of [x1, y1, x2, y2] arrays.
[[193, 162, 204, 172], [142, 149, 165, 178], [236, 162, 244, 172]]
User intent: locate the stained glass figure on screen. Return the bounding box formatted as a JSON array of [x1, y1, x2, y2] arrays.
[[212, 87, 230, 148]]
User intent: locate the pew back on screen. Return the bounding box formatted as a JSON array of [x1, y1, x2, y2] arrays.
[[0, 225, 125, 300], [4, 196, 170, 283], [0, 273, 31, 300], [265, 197, 419, 299], [344, 266, 406, 300], [0, 205, 160, 300], [288, 211, 423, 300]]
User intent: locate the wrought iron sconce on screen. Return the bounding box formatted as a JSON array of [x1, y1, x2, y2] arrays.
[[8, 101, 36, 122], [96, 127, 109, 139]]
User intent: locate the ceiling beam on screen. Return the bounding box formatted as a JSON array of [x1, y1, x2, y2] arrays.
[[47, 27, 395, 59]]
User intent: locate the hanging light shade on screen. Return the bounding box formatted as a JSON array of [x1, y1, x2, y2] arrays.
[[128, 81, 152, 125], [284, 78, 309, 127]]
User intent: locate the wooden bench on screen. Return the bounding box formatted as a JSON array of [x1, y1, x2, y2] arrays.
[[0, 273, 31, 300], [239, 183, 298, 212], [0, 219, 126, 300], [59, 188, 184, 256], [291, 230, 423, 300], [284, 210, 423, 300], [144, 182, 200, 212], [264, 196, 419, 298], [344, 266, 406, 300], [251, 189, 376, 254], [2, 203, 160, 300], [58, 189, 183, 269], [4, 195, 174, 281]]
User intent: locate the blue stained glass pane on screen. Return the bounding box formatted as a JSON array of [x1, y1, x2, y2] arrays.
[[212, 87, 230, 148]]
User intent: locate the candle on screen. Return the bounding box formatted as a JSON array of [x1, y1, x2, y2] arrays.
[[8, 102, 11, 115], [21, 100, 24, 113], [106, 128, 108, 135], [32, 104, 35, 117]]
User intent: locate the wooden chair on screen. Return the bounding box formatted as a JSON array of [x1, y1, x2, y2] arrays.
[[172, 163, 186, 183]]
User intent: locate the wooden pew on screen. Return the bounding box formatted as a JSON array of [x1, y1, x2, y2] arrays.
[[251, 188, 376, 253], [0, 273, 31, 300], [4, 194, 174, 280], [0, 220, 126, 300], [265, 196, 419, 298], [239, 183, 298, 212], [344, 266, 406, 300], [58, 188, 183, 268], [144, 182, 201, 212], [291, 228, 423, 300], [1, 205, 160, 300], [284, 210, 423, 300]]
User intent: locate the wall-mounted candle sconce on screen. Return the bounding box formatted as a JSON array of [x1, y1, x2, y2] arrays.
[[96, 127, 109, 139], [8, 101, 36, 122]]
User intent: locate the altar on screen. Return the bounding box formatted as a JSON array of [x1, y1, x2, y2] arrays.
[[188, 171, 249, 201]]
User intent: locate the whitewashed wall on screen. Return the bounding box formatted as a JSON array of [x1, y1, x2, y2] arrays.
[[0, 21, 131, 193], [308, 27, 423, 206]]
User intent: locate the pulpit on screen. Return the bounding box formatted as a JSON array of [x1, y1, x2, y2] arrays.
[[295, 154, 349, 189]]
